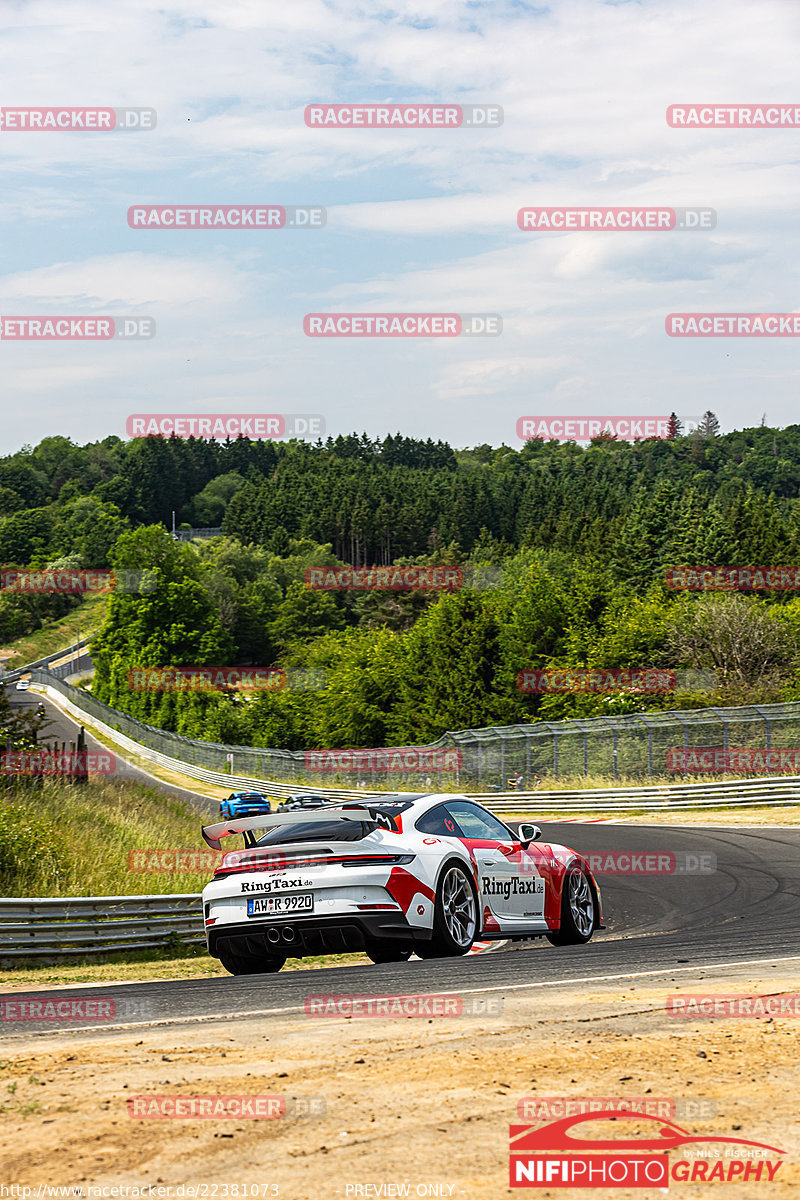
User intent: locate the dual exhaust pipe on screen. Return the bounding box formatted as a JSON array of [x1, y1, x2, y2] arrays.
[[267, 926, 296, 945]]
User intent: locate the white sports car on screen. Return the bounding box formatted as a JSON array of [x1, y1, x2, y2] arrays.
[[201, 793, 604, 975]]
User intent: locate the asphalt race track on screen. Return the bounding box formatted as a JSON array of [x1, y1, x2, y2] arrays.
[[3, 686, 800, 1037], [8, 687, 217, 814]]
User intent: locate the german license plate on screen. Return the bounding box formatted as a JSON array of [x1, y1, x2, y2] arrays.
[[247, 894, 314, 917]]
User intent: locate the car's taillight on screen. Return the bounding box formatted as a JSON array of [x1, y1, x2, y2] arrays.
[[340, 854, 415, 868]]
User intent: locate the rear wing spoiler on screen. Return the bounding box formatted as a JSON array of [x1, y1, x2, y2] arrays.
[[202, 806, 375, 851]]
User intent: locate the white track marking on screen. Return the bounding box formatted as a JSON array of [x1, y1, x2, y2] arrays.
[[9, 954, 800, 1037]]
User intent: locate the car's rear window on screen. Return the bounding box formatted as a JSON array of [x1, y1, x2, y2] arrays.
[[255, 819, 375, 845]]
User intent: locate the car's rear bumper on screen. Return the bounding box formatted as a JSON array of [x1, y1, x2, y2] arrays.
[[222, 809, 272, 817], [207, 910, 430, 959]]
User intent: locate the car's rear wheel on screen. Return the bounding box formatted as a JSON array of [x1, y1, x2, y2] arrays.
[[415, 863, 477, 958], [546, 865, 596, 946], [364, 943, 413, 964], [218, 948, 287, 975]]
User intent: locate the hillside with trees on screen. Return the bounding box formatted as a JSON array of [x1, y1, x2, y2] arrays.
[[5, 419, 800, 749]]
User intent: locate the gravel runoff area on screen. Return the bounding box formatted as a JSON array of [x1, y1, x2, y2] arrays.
[[0, 960, 798, 1199]]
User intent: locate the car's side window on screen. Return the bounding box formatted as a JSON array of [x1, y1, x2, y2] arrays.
[[415, 804, 465, 837], [443, 801, 516, 842]]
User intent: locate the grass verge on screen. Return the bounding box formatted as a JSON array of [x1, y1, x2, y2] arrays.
[[0, 594, 107, 669], [0, 949, 367, 989], [0, 777, 220, 896]]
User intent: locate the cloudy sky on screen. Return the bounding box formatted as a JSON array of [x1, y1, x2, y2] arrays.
[[1, 0, 799, 454]]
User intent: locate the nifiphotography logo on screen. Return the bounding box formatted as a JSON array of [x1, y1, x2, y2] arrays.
[[509, 1109, 785, 1187]]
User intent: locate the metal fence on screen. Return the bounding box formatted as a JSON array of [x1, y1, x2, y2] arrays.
[[0, 637, 93, 685], [27, 671, 800, 788], [0, 895, 203, 960], [447, 704, 800, 786], [26, 677, 800, 813], [49, 652, 93, 681], [173, 527, 223, 541]]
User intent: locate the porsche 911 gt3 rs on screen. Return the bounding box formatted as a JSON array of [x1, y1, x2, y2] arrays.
[[200, 793, 603, 975]]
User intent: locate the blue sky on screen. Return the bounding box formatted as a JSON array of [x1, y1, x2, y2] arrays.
[[1, 0, 799, 454]]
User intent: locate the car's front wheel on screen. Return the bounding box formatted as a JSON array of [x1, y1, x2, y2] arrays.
[[416, 862, 477, 958], [218, 948, 287, 975], [546, 865, 596, 946], [364, 944, 413, 964]]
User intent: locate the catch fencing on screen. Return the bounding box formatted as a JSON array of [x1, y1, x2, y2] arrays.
[[29, 675, 800, 812], [27, 671, 800, 790], [48, 652, 94, 681], [1, 637, 93, 685]]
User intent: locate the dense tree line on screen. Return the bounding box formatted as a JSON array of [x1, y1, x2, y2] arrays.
[[7, 422, 800, 750], [88, 526, 800, 751]]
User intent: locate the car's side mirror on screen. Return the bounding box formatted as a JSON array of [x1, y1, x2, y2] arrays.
[[517, 822, 542, 847]]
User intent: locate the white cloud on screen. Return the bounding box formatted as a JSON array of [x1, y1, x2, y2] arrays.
[[1, 0, 800, 452]]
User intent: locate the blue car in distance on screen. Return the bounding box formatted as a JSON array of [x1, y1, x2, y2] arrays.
[[219, 791, 273, 819]]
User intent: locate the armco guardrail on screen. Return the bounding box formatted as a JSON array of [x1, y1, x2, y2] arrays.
[[0, 895, 203, 959], [27, 675, 800, 814]]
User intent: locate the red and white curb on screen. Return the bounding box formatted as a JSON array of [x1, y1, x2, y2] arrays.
[[469, 939, 508, 955]]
